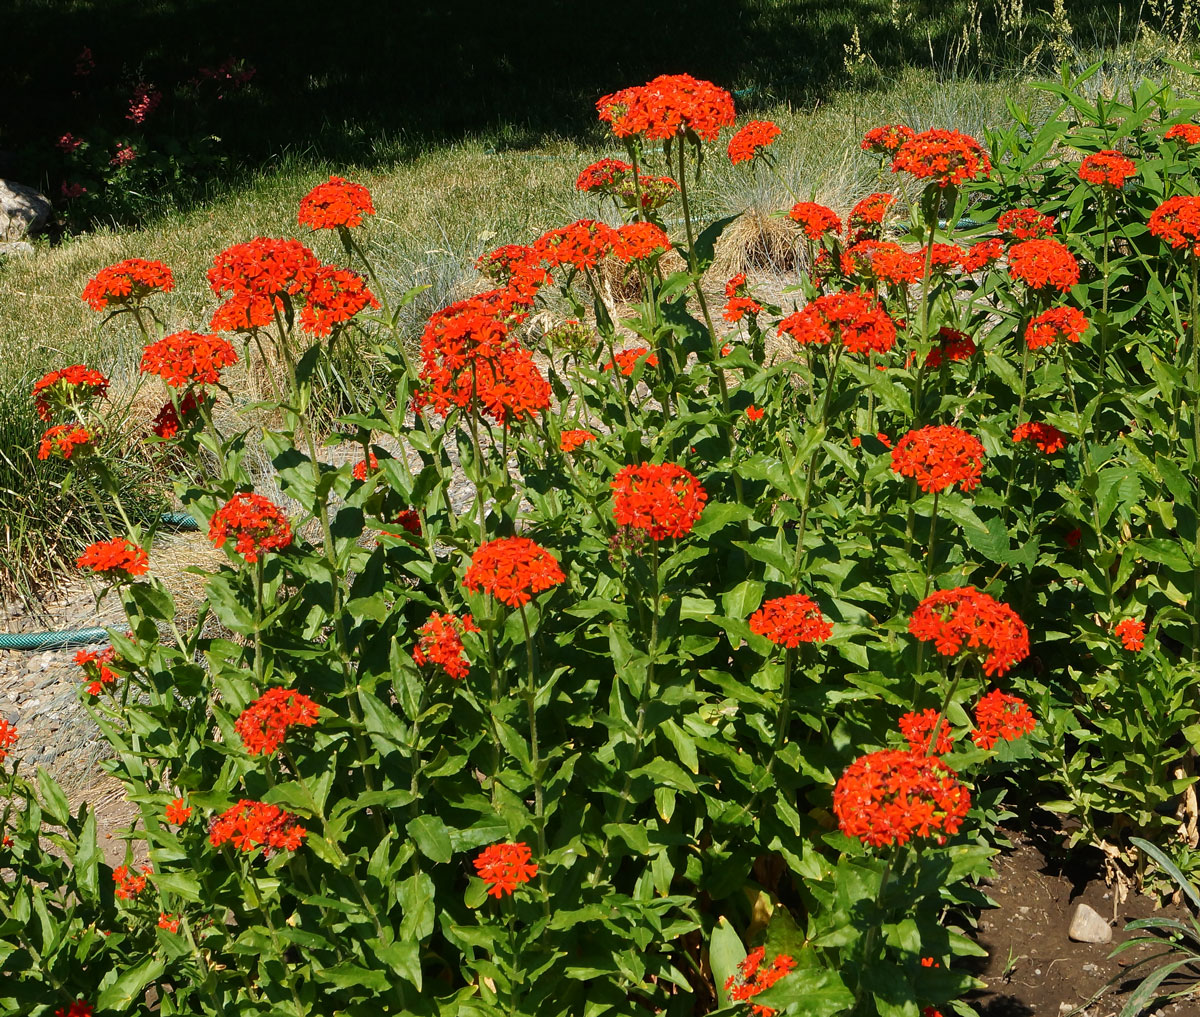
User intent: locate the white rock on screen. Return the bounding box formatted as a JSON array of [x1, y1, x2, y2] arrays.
[[1068, 902, 1112, 943], [0, 180, 51, 241]]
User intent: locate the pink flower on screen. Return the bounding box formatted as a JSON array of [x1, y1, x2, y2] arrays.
[[110, 144, 137, 167], [60, 182, 87, 199], [126, 83, 162, 124], [57, 133, 82, 153]]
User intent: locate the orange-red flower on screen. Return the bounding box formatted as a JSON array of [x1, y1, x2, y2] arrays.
[[604, 347, 659, 375], [477, 244, 541, 283], [352, 451, 379, 480], [1025, 306, 1090, 351], [297, 175, 376, 230], [77, 538, 149, 578], [574, 159, 678, 208], [1166, 123, 1200, 146], [1079, 150, 1136, 188], [158, 913, 181, 933], [1149, 195, 1200, 256], [474, 841, 538, 897], [787, 201, 842, 240], [748, 594, 832, 646], [299, 265, 379, 336], [1115, 617, 1146, 651], [847, 192, 896, 240], [141, 331, 237, 387], [75, 647, 118, 695], [150, 390, 205, 440], [207, 237, 322, 332], [611, 462, 707, 540], [235, 688, 320, 756], [81, 259, 174, 311], [924, 327, 976, 369], [31, 365, 110, 421], [997, 207, 1056, 240], [1008, 238, 1079, 292], [166, 797, 192, 825], [0, 719, 17, 763], [724, 947, 798, 1017], [908, 587, 1030, 676], [559, 429, 597, 452], [728, 120, 781, 164], [745, 405, 765, 421], [534, 219, 617, 272], [833, 749, 971, 847], [209, 492, 292, 563], [861, 124, 915, 155], [55, 1004, 93, 1017], [38, 424, 94, 461], [209, 800, 306, 855], [868, 242, 925, 285], [899, 709, 955, 755], [1012, 421, 1068, 453], [611, 221, 672, 262], [113, 864, 150, 900], [972, 689, 1036, 749], [413, 612, 478, 679], [596, 74, 735, 142], [777, 291, 896, 355], [463, 537, 565, 607], [723, 273, 762, 321], [891, 129, 991, 188], [960, 238, 1005, 273]]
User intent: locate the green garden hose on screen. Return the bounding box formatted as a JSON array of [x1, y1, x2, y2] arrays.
[[0, 512, 199, 651]]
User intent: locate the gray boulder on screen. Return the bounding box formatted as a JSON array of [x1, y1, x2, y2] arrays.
[[0, 180, 51, 242]]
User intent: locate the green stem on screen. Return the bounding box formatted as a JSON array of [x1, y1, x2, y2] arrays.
[[853, 843, 900, 1013], [772, 647, 797, 762], [1192, 255, 1200, 661], [518, 603, 550, 915]]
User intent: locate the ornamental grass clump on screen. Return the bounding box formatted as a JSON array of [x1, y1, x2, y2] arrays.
[[9, 65, 1200, 1017]]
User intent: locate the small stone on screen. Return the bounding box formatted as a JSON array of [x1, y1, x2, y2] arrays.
[[0, 241, 33, 257], [1068, 902, 1112, 943]]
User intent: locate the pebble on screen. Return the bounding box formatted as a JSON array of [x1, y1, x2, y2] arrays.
[[1068, 902, 1113, 944]]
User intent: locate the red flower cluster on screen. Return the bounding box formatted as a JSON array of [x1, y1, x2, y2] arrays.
[[1149, 195, 1200, 256], [1078, 150, 1136, 188], [297, 175, 376, 230], [150, 390, 205, 440], [891, 129, 991, 188], [166, 797, 192, 825], [38, 424, 94, 461], [207, 237, 321, 332], [724, 272, 763, 321], [891, 425, 986, 493], [1012, 421, 1068, 454], [413, 611, 478, 679], [611, 462, 708, 540], [81, 258, 175, 311], [596, 73, 735, 142], [31, 365, 110, 421], [534, 219, 615, 272], [847, 192, 896, 240], [158, 913, 181, 933], [777, 291, 896, 355], [381, 510, 423, 539], [868, 242, 925, 285], [463, 537, 565, 607], [972, 689, 1036, 749], [833, 749, 971, 847], [574, 159, 678, 208], [788, 201, 842, 240], [728, 120, 782, 164], [77, 538, 149, 578], [1025, 305, 1090, 351], [75, 647, 118, 696], [209, 492, 292, 563], [960, 238, 1005, 273], [141, 331, 238, 387], [724, 947, 798, 1017], [477, 243, 539, 282], [900, 709, 955, 755], [908, 587, 1030, 676], [1008, 238, 1080, 292], [612, 221, 672, 262], [997, 207, 1056, 240], [0, 719, 17, 763], [929, 243, 966, 273], [209, 800, 306, 855], [748, 594, 832, 647], [560, 429, 597, 452], [1115, 617, 1146, 651], [605, 347, 659, 375], [299, 265, 379, 336], [234, 688, 320, 756], [474, 841, 538, 897], [924, 327, 977, 369], [55, 1003, 92, 1017], [1166, 123, 1200, 146], [113, 864, 150, 900], [746, 405, 765, 421], [861, 124, 915, 155], [352, 451, 379, 480]]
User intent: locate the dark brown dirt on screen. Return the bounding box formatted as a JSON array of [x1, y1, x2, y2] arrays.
[[970, 832, 1200, 1017]]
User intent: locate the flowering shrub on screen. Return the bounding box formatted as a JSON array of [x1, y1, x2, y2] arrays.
[[8, 64, 1200, 1017]]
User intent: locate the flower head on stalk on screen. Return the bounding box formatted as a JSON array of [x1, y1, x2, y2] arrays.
[[38, 424, 95, 461], [847, 192, 896, 241], [1078, 150, 1137, 189], [972, 689, 1036, 749], [141, 331, 237, 387], [207, 237, 321, 332], [777, 290, 896, 355], [75, 646, 119, 695], [0, 719, 17, 763], [723, 272, 763, 321], [1166, 123, 1200, 147], [81, 259, 174, 311], [890, 425, 984, 493], [611, 221, 672, 262], [861, 124, 915, 155], [113, 864, 150, 899], [611, 462, 707, 540], [234, 688, 320, 756], [574, 159, 678, 209], [908, 587, 1030, 676], [1008, 238, 1080, 293], [299, 265, 379, 336], [891, 129, 991, 188], [1025, 306, 1090, 351], [748, 594, 832, 647], [209, 800, 306, 855], [960, 238, 1004, 273], [924, 327, 976, 369], [724, 947, 798, 1017], [596, 73, 735, 142], [787, 201, 842, 241], [413, 611, 478, 679], [833, 749, 971, 847], [997, 207, 1056, 240], [209, 492, 292, 563], [534, 219, 617, 272], [1149, 196, 1200, 256], [166, 797, 192, 825], [727, 120, 782, 165], [55, 1004, 94, 1017], [604, 347, 658, 375], [899, 709, 955, 755], [1115, 617, 1146, 652], [463, 537, 565, 607], [868, 242, 925, 286], [477, 244, 540, 283], [1012, 421, 1068, 454], [150, 390, 206, 440], [31, 365, 109, 421], [559, 429, 597, 453], [297, 175, 375, 230], [77, 538, 149, 579], [474, 841, 538, 897]]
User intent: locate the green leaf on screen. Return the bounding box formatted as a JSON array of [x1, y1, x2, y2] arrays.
[[752, 967, 854, 1015], [630, 757, 699, 793], [96, 956, 166, 1012], [36, 768, 70, 826], [710, 917, 747, 1008], [407, 815, 453, 863], [75, 807, 99, 904], [376, 940, 423, 991], [398, 872, 436, 941], [316, 961, 390, 991]]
